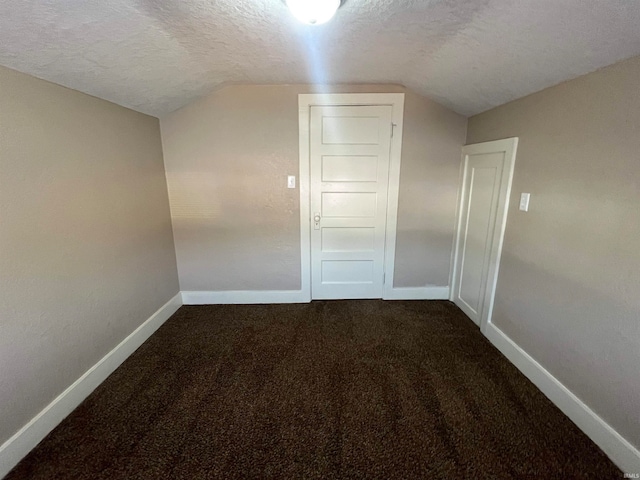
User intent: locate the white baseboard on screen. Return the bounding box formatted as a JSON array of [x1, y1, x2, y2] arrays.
[[0, 292, 183, 479], [383, 286, 450, 300], [183, 287, 450, 304], [485, 322, 640, 474], [181, 290, 310, 305]]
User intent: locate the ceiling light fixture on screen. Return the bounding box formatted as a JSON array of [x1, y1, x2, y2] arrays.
[[286, 0, 341, 25]]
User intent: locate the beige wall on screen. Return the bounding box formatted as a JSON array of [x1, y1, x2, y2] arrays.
[[0, 66, 179, 445], [160, 85, 466, 291], [467, 56, 640, 448], [395, 90, 468, 287]]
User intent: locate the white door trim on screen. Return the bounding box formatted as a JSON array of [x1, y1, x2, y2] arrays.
[[449, 137, 518, 333], [298, 93, 405, 301]]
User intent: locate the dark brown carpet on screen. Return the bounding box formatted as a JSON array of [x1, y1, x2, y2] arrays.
[[6, 301, 621, 479]]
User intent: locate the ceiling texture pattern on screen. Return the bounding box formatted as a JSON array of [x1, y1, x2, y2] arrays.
[[1, 0, 640, 117]]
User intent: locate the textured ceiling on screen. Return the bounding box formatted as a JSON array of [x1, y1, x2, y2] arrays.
[[1, 0, 640, 117]]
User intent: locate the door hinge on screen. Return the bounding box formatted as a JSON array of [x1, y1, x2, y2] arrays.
[[391, 123, 397, 138], [383, 272, 386, 284]]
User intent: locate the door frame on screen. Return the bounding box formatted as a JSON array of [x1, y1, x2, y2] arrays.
[[298, 93, 405, 301], [449, 137, 518, 333]]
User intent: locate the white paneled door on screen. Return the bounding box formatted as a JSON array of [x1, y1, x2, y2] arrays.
[[310, 105, 393, 299], [452, 138, 518, 329]]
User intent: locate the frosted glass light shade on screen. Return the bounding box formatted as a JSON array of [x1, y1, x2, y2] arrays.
[[286, 0, 340, 25]]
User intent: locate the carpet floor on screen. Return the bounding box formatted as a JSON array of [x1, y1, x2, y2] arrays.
[[6, 301, 621, 479]]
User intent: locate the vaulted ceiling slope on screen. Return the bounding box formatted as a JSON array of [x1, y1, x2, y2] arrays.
[[1, 0, 640, 117]]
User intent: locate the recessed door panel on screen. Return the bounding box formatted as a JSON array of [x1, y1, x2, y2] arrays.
[[458, 164, 500, 316], [322, 260, 374, 284], [322, 192, 377, 218], [322, 227, 375, 252], [322, 116, 380, 144], [322, 156, 378, 182]]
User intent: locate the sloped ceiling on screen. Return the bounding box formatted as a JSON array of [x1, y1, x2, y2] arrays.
[[1, 0, 640, 117]]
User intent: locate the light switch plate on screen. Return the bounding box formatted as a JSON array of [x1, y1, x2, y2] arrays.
[[519, 193, 531, 212], [287, 175, 296, 189]]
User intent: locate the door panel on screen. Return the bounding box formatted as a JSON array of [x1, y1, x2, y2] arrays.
[[321, 228, 375, 252], [321, 260, 374, 283], [322, 192, 377, 217], [321, 156, 378, 182], [457, 159, 501, 319], [310, 105, 392, 299], [322, 116, 380, 144], [453, 139, 518, 328]]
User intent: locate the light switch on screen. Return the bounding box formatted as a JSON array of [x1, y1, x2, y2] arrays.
[[519, 193, 531, 212], [287, 175, 296, 189]]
